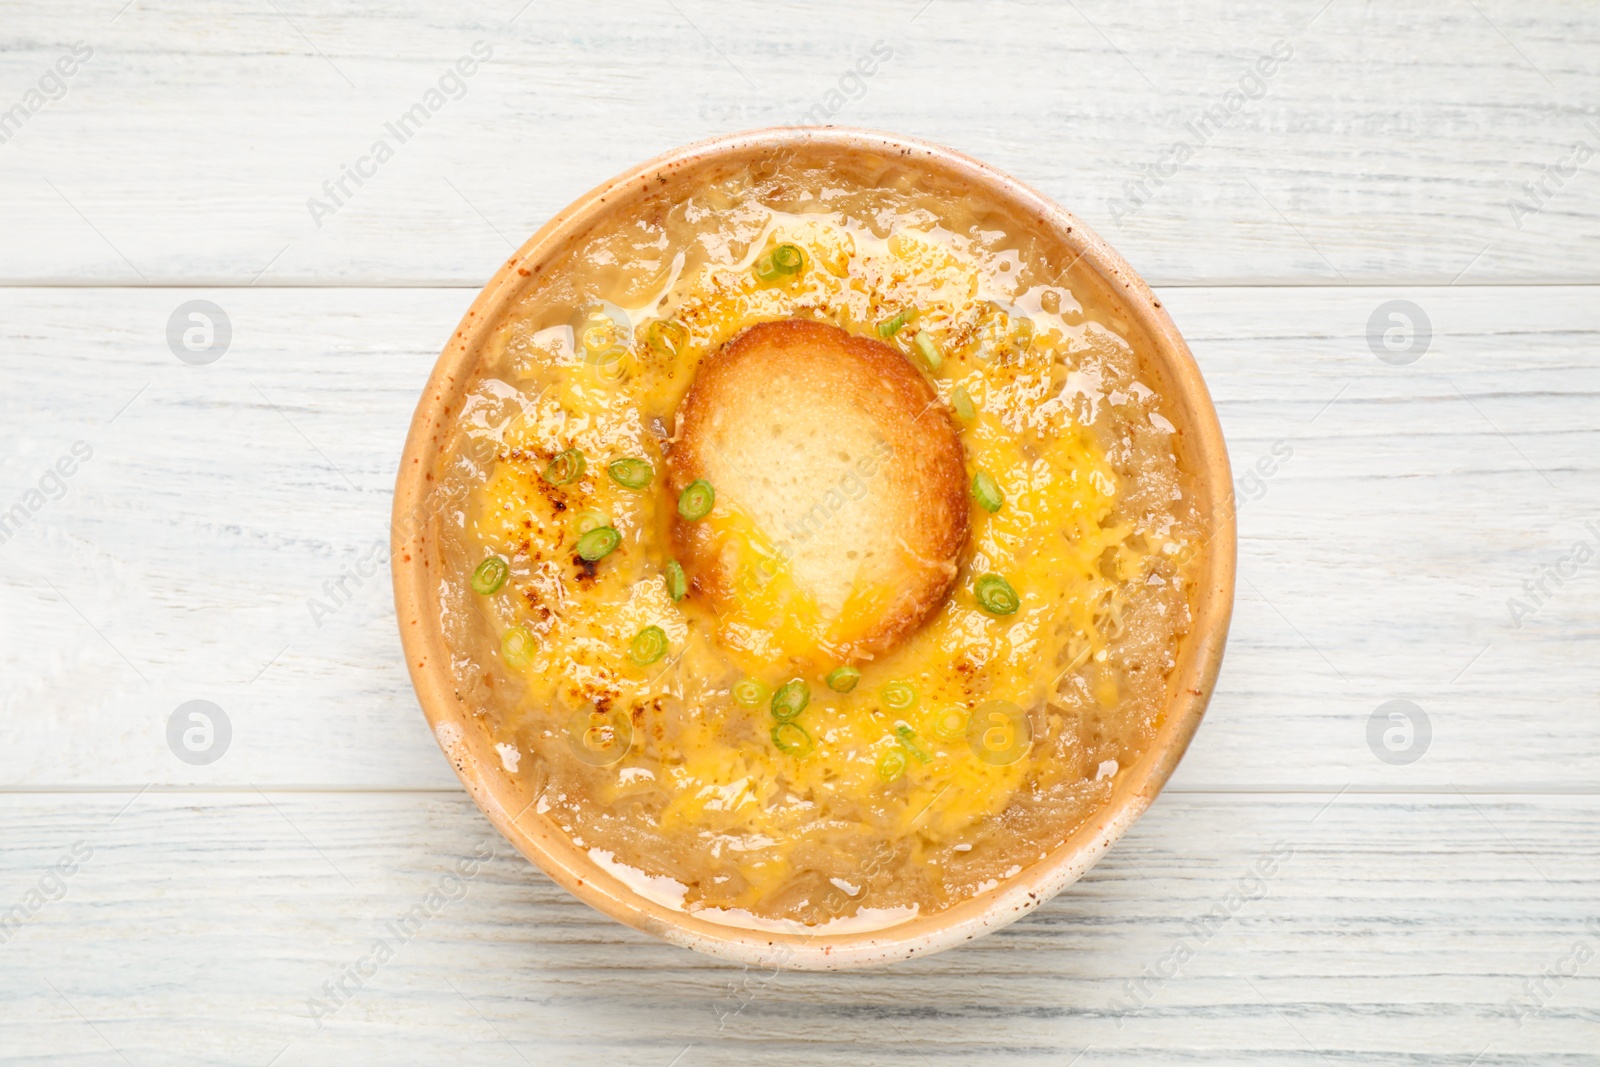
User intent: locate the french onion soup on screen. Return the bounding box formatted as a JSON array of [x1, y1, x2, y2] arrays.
[[430, 156, 1201, 930]]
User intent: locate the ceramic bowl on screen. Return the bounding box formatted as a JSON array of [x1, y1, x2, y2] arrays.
[[392, 127, 1235, 970]]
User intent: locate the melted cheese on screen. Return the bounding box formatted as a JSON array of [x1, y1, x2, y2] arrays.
[[464, 210, 1187, 915]]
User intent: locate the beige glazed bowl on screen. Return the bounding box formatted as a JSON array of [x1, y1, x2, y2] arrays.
[[392, 128, 1235, 970]]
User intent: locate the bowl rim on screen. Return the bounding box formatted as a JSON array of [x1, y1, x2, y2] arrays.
[[391, 125, 1236, 970]]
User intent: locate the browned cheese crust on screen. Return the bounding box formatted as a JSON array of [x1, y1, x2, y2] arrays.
[[666, 318, 969, 664]]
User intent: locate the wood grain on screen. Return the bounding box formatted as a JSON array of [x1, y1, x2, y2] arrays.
[[2, 285, 1594, 790], [0, 1, 1596, 286], [3, 1, 1599, 1058], [0, 792, 1595, 1065]]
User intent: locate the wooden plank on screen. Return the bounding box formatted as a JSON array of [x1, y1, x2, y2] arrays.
[[0, 1, 1596, 286], [1165, 284, 1600, 793], [0, 792, 1594, 1064], [4, 2, 1593, 1060], [1, 284, 1595, 789]]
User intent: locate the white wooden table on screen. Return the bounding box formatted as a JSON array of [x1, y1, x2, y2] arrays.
[[2, 1, 1597, 1063]]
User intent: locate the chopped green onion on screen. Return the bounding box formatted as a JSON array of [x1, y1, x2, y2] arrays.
[[771, 721, 814, 757], [628, 625, 668, 665], [975, 573, 1020, 615], [573, 507, 611, 534], [913, 330, 943, 371], [881, 681, 916, 711], [771, 243, 803, 274], [771, 679, 810, 722], [896, 724, 933, 764], [542, 448, 585, 486], [826, 666, 861, 693], [877, 749, 908, 783], [733, 678, 768, 707], [607, 457, 653, 490], [471, 556, 509, 595], [931, 706, 970, 742], [876, 309, 911, 337], [665, 560, 688, 601], [677, 479, 715, 521], [501, 626, 536, 670], [755, 243, 805, 282], [951, 385, 976, 422], [575, 526, 621, 562], [645, 319, 688, 357], [971, 470, 1004, 513]]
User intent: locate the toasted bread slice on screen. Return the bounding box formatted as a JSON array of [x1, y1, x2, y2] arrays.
[[667, 318, 968, 665]]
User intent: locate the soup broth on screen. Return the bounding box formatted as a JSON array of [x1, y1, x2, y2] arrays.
[[431, 156, 1200, 930]]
